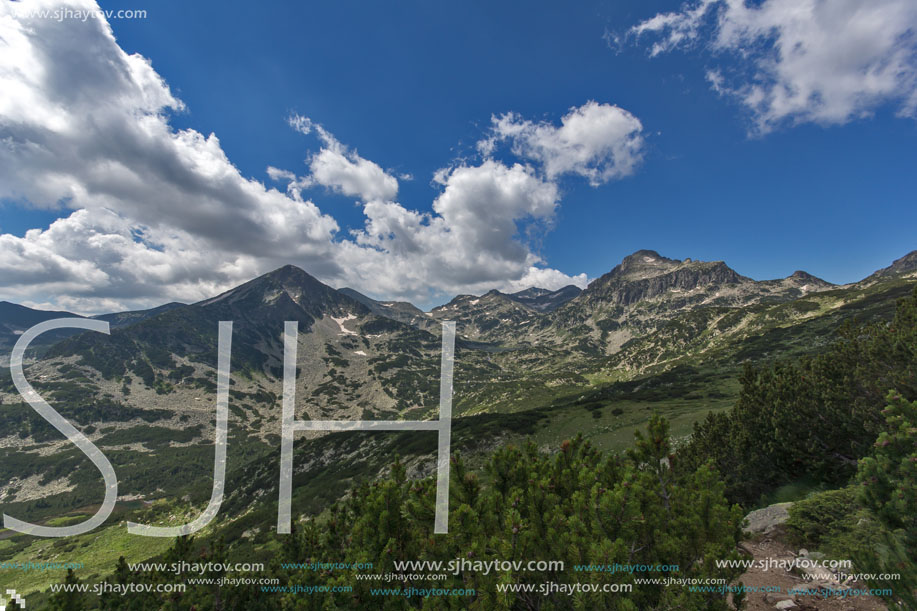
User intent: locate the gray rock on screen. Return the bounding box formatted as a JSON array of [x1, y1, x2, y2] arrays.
[[743, 502, 793, 534], [775, 600, 798, 609]]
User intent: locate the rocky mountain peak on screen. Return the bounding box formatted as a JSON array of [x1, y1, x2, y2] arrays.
[[787, 270, 832, 286], [196, 264, 364, 320], [582, 250, 747, 307], [621, 249, 669, 264], [260, 264, 328, 292], [610, 250, 684, 280]]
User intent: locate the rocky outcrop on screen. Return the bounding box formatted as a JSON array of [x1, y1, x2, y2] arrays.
[[582, 250, 748, 307], [743, 502, 792, 534], [786, 270, 833, 288]]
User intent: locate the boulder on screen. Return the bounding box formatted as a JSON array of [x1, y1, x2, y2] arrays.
[[743, 502, 793, 534]]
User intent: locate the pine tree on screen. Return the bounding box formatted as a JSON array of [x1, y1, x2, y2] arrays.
[[49, 568, 85, 611], [266, 418, 743, 610], [856, 391, 917, 608]]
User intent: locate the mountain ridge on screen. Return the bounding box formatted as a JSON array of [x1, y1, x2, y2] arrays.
[[1, 247, 915, 543], [5, 249, 913, 343], [504, 285, 582, 312], [866, 249, 917, 280]]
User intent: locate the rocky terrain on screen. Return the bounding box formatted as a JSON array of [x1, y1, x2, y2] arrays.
[[738, 504, 887, 611]]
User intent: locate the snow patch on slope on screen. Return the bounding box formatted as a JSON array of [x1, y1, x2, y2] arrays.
[[330, 314, 358, 335]]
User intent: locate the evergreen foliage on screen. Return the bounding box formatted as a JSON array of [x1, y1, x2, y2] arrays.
[[681, 287, 917, 505], [854, 392, 917, 608], [53, 419, 743, 609]]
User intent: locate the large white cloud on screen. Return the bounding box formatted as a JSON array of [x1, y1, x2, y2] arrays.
[[0, 208, 267, 307], [630, 0, 917, 131], [0, 1, 341, 259], [339, 161, 587, 298], [478, 101, 645, 185], [0, 0, 615, 312]]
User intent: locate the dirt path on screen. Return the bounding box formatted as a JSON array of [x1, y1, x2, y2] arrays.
[[735, 526, 886, 611]]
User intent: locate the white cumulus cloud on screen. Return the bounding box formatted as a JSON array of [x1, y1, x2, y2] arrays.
[[282, 114, 400, 203], [342, 161, 579, 297], [479, 101, 645, 186], [630, 0, 917, 131]]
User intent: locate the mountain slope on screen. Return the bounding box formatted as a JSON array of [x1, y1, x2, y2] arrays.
[[95, 302, 186, 328], [337, 287, 436, 331], [0, 301, 187, 364], [0, 301, 84, 360], [0, 265, 516, 449], [865, 249, 917, 280], [428, 290, 540, 342], [505, 285, 582, 312], [1, 250, 915, 533]]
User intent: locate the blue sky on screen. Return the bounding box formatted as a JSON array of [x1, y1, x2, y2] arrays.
[[1, 0, 916, 312]]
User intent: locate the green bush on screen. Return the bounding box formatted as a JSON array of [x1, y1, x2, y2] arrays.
[[681, 287, 917, 505], [785, 487, 884, 560]]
